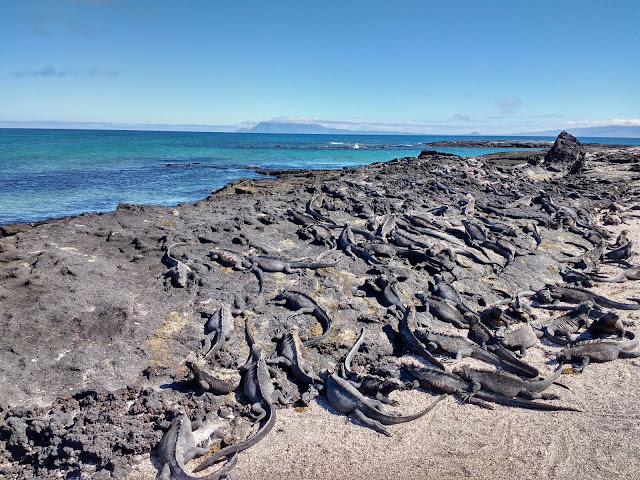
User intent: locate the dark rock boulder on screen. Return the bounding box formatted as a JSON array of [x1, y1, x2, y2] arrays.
[[545, 130, 586, 174], [418, 150, 458, 158]]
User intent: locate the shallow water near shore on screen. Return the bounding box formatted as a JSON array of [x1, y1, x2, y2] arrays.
[[1, 128, 638, 225]]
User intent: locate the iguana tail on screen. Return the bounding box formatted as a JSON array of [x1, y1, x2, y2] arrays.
[[527, 365, 564, 392], [491, 347, 540, 378], [363, 393, 448, 425], [475, 391, 580, 412], [193, 404, 275, 472]]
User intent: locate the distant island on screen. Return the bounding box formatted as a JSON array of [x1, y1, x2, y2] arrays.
[[236, 121, 418, 135], [515, 125, 640, 138], [237, 122, 640, 138]]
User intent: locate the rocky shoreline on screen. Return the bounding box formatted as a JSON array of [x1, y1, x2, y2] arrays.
[[1, 133, 640, 479], [426, 139, 640, 150], [426, 139, 554, 149]]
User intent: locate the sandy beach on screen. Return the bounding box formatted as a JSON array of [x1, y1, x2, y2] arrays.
[[2, 136, 640, 479]]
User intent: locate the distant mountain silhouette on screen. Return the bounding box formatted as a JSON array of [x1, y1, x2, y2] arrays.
[[236, 122, 417, 135], [515, 126, 640, 139]]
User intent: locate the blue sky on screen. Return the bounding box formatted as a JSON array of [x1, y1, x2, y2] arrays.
[[1, 0, 638, 134]]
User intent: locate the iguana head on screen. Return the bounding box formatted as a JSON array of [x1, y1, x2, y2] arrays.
[[463, 312, 479, 325], [452, 365, 470, 380], [555, 351, 569, 365]]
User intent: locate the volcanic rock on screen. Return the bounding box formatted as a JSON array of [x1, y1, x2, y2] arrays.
[[545, 130, 586, 174]]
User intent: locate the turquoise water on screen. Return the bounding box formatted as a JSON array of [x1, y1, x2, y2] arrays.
[[1, 128, 639, 225]]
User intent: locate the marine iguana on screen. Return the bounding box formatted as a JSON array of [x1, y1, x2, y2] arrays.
[[305, 224, 338, 259], [186, 356, 241, 395], [208, 248, 264, 293], [375, 213, 397, 241], [397, 307, 446, 370], [405, 365, 578, 412], [524, 223, 542, 249], [430, 275, 472, 313], [164, 242, 194, 288], [461, 219, 488, 246], [157, 413, 237, 480], [270, 290, 332, 346], [477, 216, 518, 237], [588, 310, 633, 338], [391, 229, 436, 251], [326, 372, 447, 436], [367, 241, 397, 259], [286, 209, 316, 227], [208, 248, 252, 270], [560, 268, 594, 287], [268, 325, 322, 385], [415, 329, 509, 368], [245, 253, 338, 273], [564, 239, 604, 273], [343, 327, 367, 378], [338, 223, 382, 265], [499, 324, 539, 357], [398, 217, 467, 249], [404, 365, 493, 409], [416, 294, 468, 329], [454, 365, 565, 400], [306, 193, 337, 225], [482, 240, 513, 268], [611, 230, 630, 248], [461, 193, 475, 216], [396, 218, 494, 267], [396, 249, 454, 273], [536, 284, 640, 311], [543, 302, 592, 345], [590, 266, 640, 283], [200, 304, 237, 358], [556, 337, 640, 372], [604, 241, 634, 262], [364, 274, 408, 316], [465, 312, 539, 378], [340, 327, 410, 405]]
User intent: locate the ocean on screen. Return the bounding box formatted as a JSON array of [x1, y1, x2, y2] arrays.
[[1, 128, 639, 226]]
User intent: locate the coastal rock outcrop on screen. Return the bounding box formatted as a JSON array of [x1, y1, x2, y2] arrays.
[[544, 130, 586, 174]]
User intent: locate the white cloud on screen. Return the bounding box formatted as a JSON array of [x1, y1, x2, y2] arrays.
[[451, 114, 472, 122], [566, 118, 640, 127], [12, 66, 119, 78], [495, 97, 523, 115]]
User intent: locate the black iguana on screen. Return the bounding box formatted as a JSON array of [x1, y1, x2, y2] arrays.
[[556, 337, 640, 372], [326, 372, 446, 436], [157, 413, 237, 480]]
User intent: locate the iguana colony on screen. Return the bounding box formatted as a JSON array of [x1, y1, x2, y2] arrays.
[[152, 145, 640, 478]]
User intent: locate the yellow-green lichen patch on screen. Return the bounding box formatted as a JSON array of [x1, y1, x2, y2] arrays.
[[362, 297, 380, 314], [145, 311, 190, 367], [337, 270, 357, 296], [309, 322, 325, 337], [335, 328, 357, 345]]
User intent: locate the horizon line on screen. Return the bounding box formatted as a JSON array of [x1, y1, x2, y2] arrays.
[[1, 120, 639, 139], [0, 124, 552, 137]]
